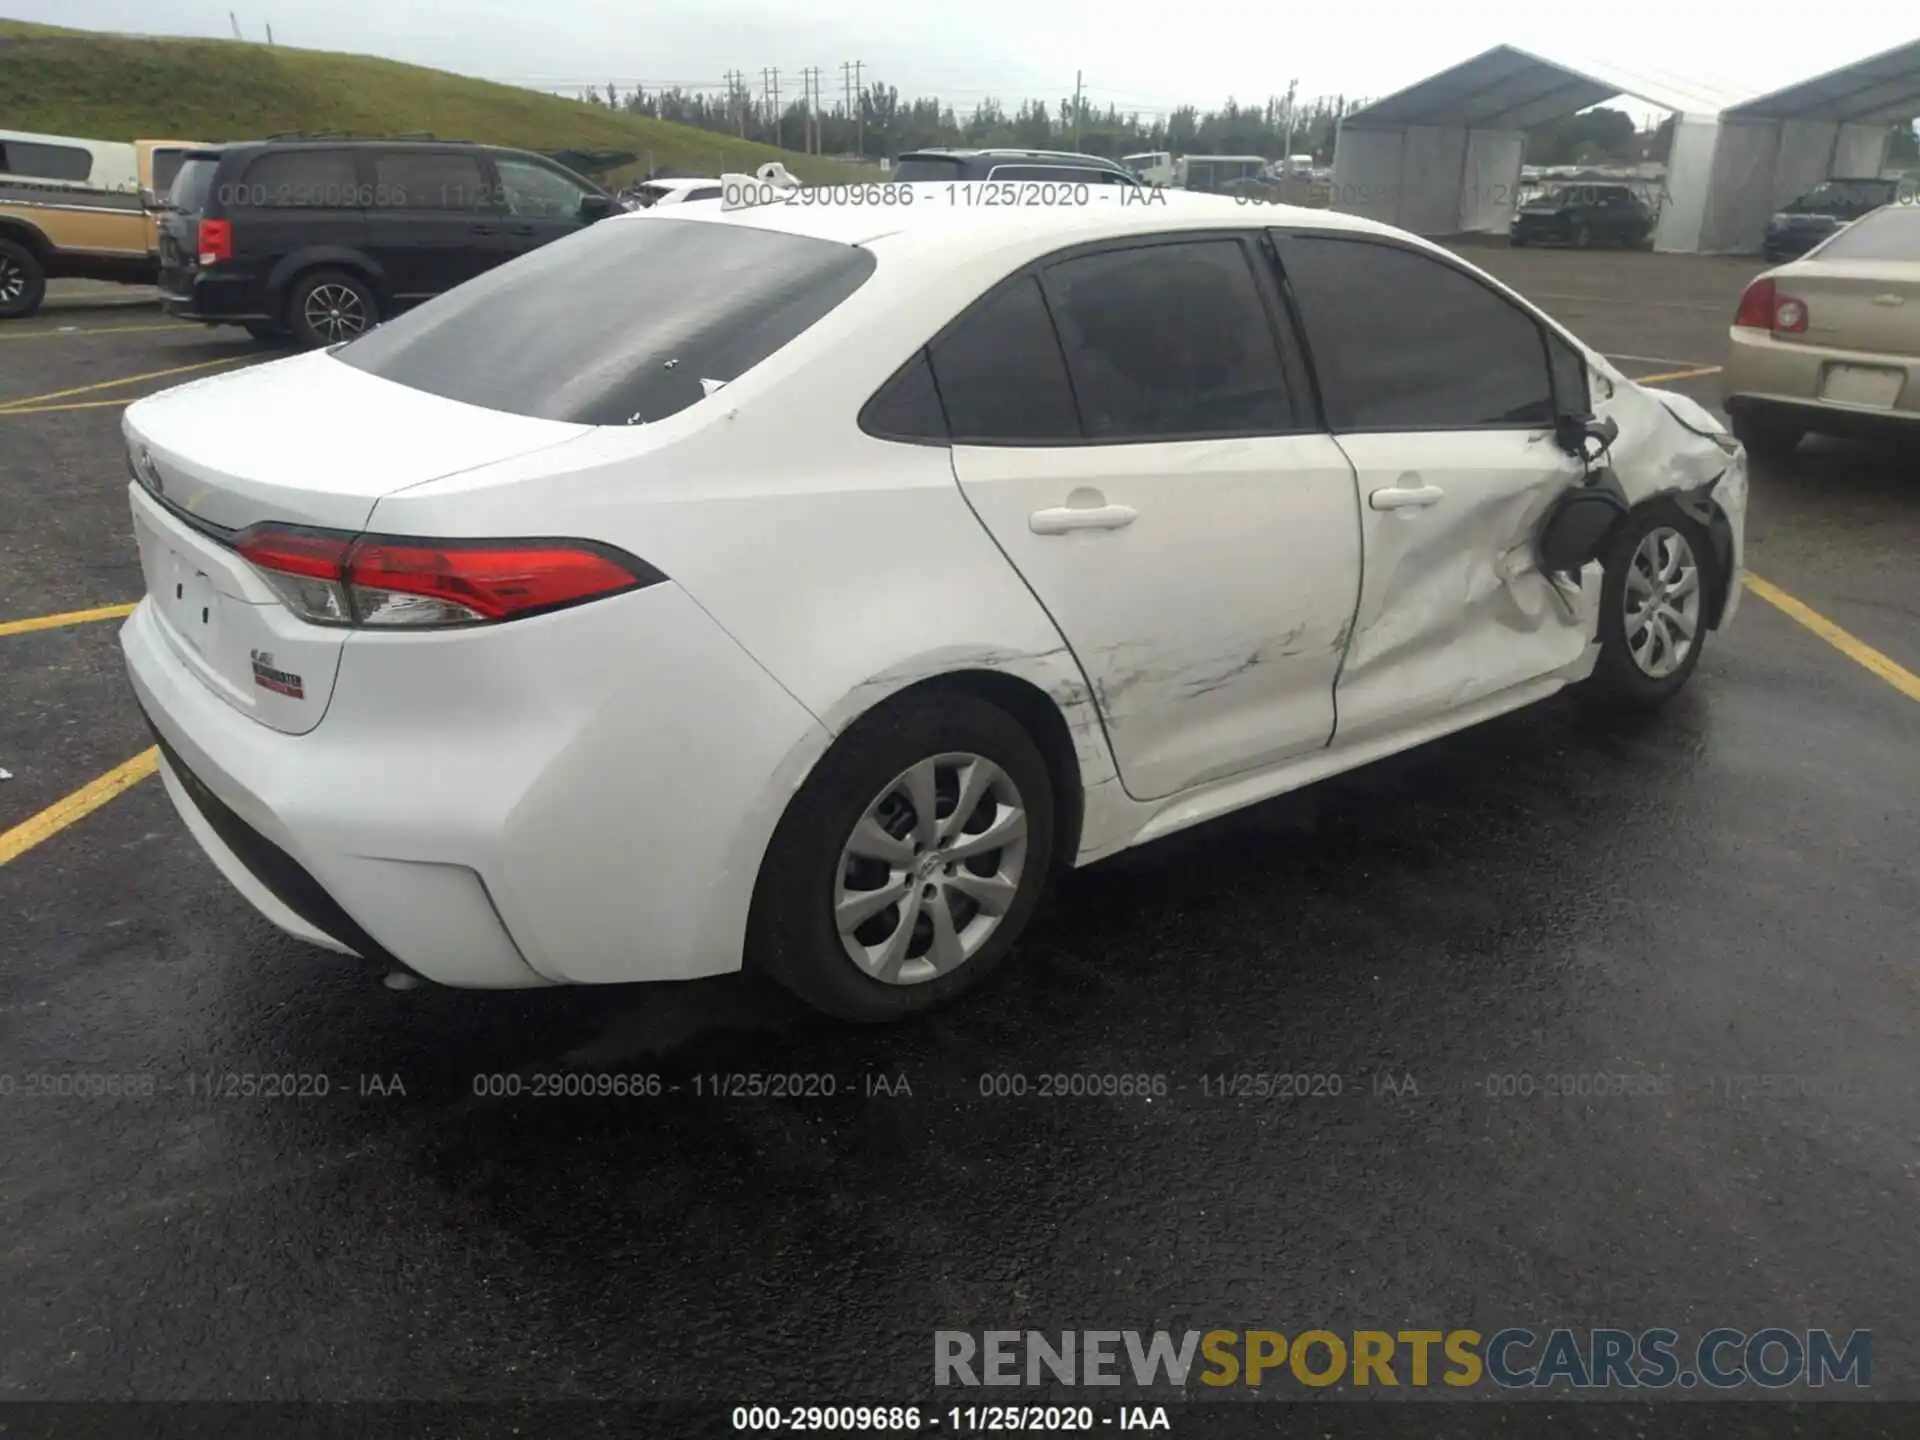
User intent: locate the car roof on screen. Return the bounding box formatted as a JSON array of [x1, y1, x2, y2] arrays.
[[899, 147, 1128, 166], [624, 180, 1407, 251]]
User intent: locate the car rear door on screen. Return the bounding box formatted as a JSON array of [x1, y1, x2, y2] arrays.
[[1271, 229, 1596, 747], [363, 146, 497, 300], [941, 233, 1364, 803]]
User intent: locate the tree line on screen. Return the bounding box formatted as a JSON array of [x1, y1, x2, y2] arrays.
[[585, 79, 1917, 169]]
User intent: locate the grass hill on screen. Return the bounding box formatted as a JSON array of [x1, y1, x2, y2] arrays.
[[0, 17, 863, 185]]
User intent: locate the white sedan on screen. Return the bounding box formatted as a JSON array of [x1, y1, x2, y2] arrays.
[[119, 185, 1747, 1020]]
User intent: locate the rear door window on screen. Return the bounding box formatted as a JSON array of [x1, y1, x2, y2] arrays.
[[236, 149, 361, 207], [1040, 238, 1296, 439], [371, 150, 491, 211], [334, 217, 876, 425], [1277, 234, 1555, 430]]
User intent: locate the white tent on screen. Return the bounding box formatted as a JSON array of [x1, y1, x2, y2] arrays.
[[1328, 44, 1751, 252], [1693, 38, 1920, 254]]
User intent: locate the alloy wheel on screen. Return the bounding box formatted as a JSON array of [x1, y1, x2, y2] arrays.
[[1624, 526, 1702, 679], [302, 284, 368, 343], [833, 753, 1030, 986], [0, 256, 23, 304]]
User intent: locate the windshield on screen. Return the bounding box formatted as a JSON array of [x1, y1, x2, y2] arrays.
[[166, 154, 219, 212], [1814, 205, 1920, 262], [1788, 179, 1895, 214], [334, 216, 877, 425]]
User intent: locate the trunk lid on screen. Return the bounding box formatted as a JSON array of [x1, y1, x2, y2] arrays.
[[1772, 260, 1920, 359], [124, 352, 592, 734]]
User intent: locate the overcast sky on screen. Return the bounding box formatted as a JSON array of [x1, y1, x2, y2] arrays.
[[19, 0, 1919, 125]]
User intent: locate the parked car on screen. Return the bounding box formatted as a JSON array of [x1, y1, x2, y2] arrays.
[[120, 188, 1745, 1019], [1724, 202, 1919, 458], [0, 130, 203, 319], [156, 138, 622, 347], [626, 176, 724, 209], [1761, 177, 1902, 263], [1509, 183, 1653, 248], [889, 148, 1140, 187]]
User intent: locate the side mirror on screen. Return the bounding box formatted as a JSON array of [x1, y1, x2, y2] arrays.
[[140, 186, 159, 210], [1555, 412, 1618, 461], [579, 193, 619, 223]]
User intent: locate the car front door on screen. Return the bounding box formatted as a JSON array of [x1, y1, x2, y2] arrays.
[[1271, 230, 1597, 747], [364, 146, 497, 301], [940, 234, 1364, 802], [489, 155, 597, 263]]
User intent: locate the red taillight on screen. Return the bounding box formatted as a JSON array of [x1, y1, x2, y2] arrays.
[[1733, 277, 1775, 328], [235, 527, 660, 628], [1733, 276, 1808, 333], [197, 218, 232, 267]]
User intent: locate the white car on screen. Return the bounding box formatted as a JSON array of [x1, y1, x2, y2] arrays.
[[628, 176, 723, 209], [119, 186, 1747, 1020]]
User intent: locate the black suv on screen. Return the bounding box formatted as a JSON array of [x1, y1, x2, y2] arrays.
[[159, 138, 621, 347], [1509, 182, 1654, 248], [1762, 177, 1903, 262], [889, 148, 1140, 186]]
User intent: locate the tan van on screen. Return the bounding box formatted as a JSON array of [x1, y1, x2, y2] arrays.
[[0, 131, 202, 318]]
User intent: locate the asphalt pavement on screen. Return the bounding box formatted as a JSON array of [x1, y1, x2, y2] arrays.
[[0, 247, 1916, 1429]]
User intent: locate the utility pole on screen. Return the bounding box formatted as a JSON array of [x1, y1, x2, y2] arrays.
[[1281, 77, 1298, 156], [802, 67, 821, 154], [843, 60, 864, 160], [228, 11, 242, 40], [724, 69, 744, 138], [763, 67, 782, 149], [1072, 69, 1083, 151]]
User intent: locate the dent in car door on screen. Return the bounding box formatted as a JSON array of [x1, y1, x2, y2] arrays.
[[1273, 230, 1594, 746], [938, 237, 1363, 803]]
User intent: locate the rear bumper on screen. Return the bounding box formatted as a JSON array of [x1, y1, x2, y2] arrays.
[[159, 268, 272, 324], [1723, 328, 1920, 436], [120, 580, 833, 990]]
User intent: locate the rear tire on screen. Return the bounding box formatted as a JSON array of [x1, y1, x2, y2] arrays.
[[1730, 409, 1804, 461], [747, 690, 1057, 1022], [1584, 499, 1715, 709], [285, 268, 377, 348], [0, 238, 47, 320]]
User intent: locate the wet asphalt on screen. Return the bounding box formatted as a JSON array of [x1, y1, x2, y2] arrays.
[[0, 253, 1917, 1424]]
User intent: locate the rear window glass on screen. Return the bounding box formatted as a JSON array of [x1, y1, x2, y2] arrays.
[[150, 148, 188, 199], [334, 217, 877, 425], [891, 156, 966, 181], [1815, 206, 1920, 262], [167, 155, 220, 212]]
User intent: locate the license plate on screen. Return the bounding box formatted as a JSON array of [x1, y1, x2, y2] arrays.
[[162, 546, 223, 657], [1819, 365, 1904, 409]]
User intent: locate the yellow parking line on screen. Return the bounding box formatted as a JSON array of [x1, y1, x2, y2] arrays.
[[0, 322, 200, 342], [1746, 573, 1920, 703], [0, 355, 248, 412], [0, 398, 142, 417], [0, 748, 159, 868], [1631, 365, 1723, 384], [0, 602, 139, 639]]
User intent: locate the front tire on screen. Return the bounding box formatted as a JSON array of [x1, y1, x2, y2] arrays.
[[747, 690, 1057, 1022], [1585, 500, 1715, 708], [0, 238, 47, 320], [285, 268, 377, 348]]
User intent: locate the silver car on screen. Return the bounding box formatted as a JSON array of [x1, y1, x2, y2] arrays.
[[1724, 201, 1919, 457]]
